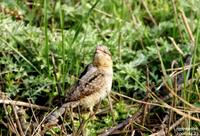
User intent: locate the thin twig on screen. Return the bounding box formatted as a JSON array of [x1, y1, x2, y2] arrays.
[[0, 99, 48, 110], [76, 103, 100, 136], [112, 91, 163, 107], [168, 61, 178, 134], [51, 53, 62, 104], [149, 116, 185, 136], [163, 103, 200, 123], [171, 0, 184, 41], [179, 9, 195, 48], [107, 91, 115, 124], [142, 67, 150, 127], [28, 99, 39, 124], [141, 0, 157, 26], [0, 117, 16, 134], [3, 97, 20, 136], [11, 105, 25, 136], [169, 116, 185, 131], [163, 78, 198, 110], [169, 37, 184, 56], [156, 42, 167, 77], [101, 79, 197, 136], [70, 107, 75, 136], [99, 116, 135, 136]]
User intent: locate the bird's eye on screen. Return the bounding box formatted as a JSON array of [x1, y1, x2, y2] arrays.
[[103, 51, 111, 56], [104, 51, 111, 56], [102, 50, 107, 54]]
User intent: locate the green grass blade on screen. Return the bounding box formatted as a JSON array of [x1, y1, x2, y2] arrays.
[[0, 38, 41, 74]]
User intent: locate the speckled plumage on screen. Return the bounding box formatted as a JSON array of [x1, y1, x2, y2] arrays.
[[47, 45, 113, 123]]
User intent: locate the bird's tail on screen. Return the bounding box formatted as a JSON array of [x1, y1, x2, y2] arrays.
[[45, 101, 79, 125]]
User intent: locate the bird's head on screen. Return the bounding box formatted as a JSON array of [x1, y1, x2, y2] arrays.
[[93, 45, 112, 68]]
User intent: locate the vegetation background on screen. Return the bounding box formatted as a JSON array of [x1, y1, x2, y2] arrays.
[[0, 0, 200, 135]]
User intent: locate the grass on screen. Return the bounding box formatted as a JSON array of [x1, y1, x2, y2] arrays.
[[0, 0, 200, 135]]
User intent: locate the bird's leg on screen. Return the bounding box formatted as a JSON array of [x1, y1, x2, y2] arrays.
[[89, 106, 94, 116], [89, 106, 99, 120], [89, 100, 101, 116], [95, 101, 101, 113], [89, 106, 96, 119]]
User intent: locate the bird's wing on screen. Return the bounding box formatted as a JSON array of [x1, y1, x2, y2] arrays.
[[65, 65, 106, 102], [78, 64, 92, 79]]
